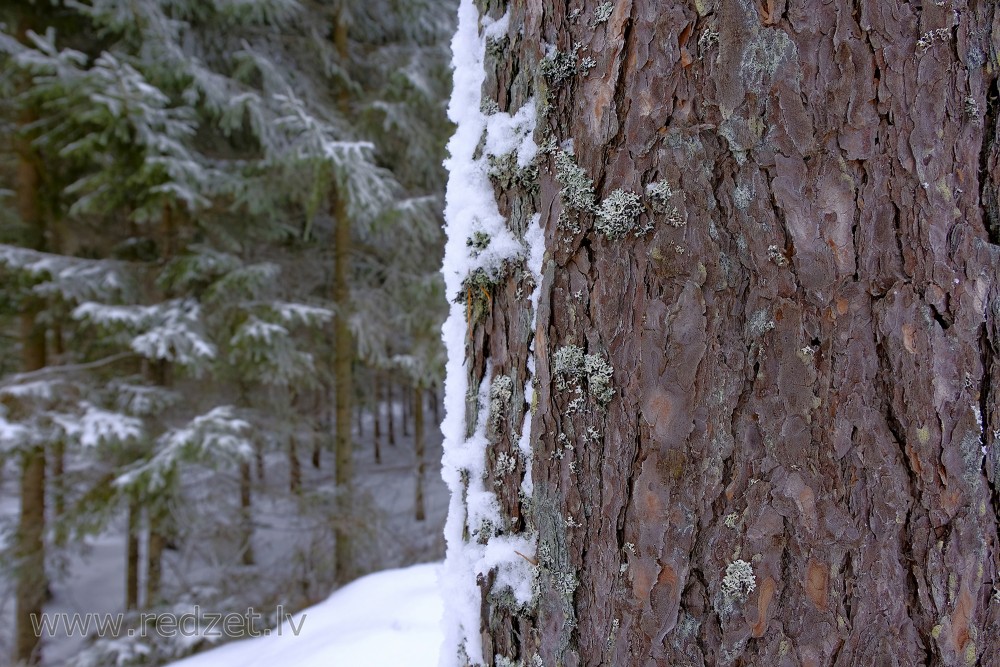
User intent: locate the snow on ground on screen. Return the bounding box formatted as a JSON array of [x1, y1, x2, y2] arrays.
[[169, 563, 444, 667]]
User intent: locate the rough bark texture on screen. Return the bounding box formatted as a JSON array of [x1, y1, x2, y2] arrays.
[[468, 1, 1000, 665]]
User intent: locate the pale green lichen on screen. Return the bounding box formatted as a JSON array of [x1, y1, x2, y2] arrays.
[[747, 309, 775, 338], [489, 374, 514, 431], [740, 28, 796, 92], [767, 244, 787, 266], [595, 189, 644, 239], [553, 345, 615, 406], [733, 182, 753, 210], [553, 344, 586, 388], [606, 617, 619, 651], [480, 98, 500, 115], [722, 559, 756, 604], [646, 180, 685, 227], [540, 43, 582, 85], [584, 353, 615, 405], [467, 231, 490, 255], [488, 151, 539, 193], [917, 27, 950, 51], [698, 28, 719, 59], [594, 2, 613, 24], [553, 570, 579, 598], [554, 151, 595, 211], [965, 95, 980, 119], [494, 452, 517, 481]]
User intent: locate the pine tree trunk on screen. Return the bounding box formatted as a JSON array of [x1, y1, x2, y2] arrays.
[[415, 385, 426, 522], [146, 525, 165, 607], [402, 383, 411, 437], [431, 384, 440, 427], [240, 461, 255, 566], [126, 499, 140, 610], [14, 314, 46, 665], [444, 1, 1000, 665], [332, 185, 354, 582], [50, 323, 66, 547], [374, 372, 383, 464], [13, 50, 47, 663], [256, 440, 266, 482], [356, 390, 364, 438]]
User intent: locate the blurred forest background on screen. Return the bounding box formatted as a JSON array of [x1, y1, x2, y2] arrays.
[[0, 1, 456, 665]]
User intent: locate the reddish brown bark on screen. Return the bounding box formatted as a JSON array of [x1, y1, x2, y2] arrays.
[[469, 1, 1000, 665]]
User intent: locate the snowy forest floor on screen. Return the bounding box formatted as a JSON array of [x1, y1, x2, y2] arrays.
[[0, 403, 448, 665], [169, 562, 443, 667]]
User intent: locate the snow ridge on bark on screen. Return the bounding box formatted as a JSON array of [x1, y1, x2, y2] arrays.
[[439, 2, 541, 665]]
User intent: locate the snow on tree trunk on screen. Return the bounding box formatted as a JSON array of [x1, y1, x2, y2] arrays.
[[440, 1, 1000, 665]]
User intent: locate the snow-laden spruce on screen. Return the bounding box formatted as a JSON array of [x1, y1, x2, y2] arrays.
[[439, 2, 546, 664]]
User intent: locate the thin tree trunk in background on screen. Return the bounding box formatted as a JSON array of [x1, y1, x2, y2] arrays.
[[255, 440, 266, 482], [312, 389, 322, 468], [288, 435, 302, 495], [414, 385, 425, 522], [431, 384, 440, 426], [355, 390, 364, 438], [144, 363, 170, 609], [146, 525, 165, 607], [311, 438, 322, 469], [373, 372, 382, 464], [387, 378, 396, 446], [333, 189, 353, 581], [15, 311, 46, 666], [448, 1, 1000, 665], [50, 323, 65, 547], [142, 202, 178, 609], [239, 461, 254, 566], [331, 6, 354, 584], [126, 499, 139, 610], [402, 383, 410, 437], [13, 45, 47, 660]]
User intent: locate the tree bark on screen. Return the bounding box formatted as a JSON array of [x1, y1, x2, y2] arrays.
[[415, 384, 426, 522], [449, 1, 1000, 666]]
